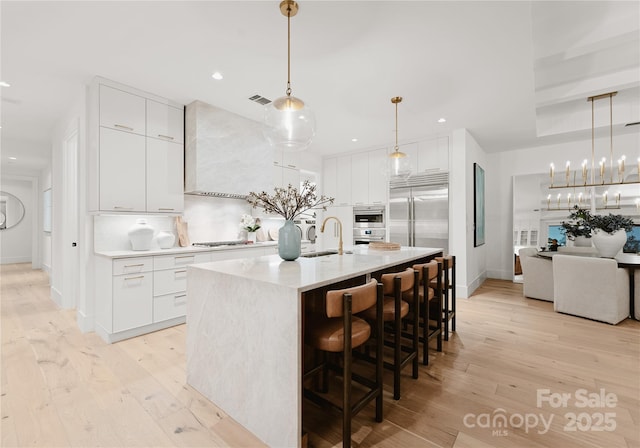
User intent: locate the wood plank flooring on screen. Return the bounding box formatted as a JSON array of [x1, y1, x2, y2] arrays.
[[2, 263, 639, 447]]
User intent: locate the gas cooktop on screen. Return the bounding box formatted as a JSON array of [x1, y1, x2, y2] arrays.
[[192, 240, 249, 247]]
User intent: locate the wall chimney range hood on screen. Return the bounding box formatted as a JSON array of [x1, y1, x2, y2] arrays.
[[184, 100, 272, 198]]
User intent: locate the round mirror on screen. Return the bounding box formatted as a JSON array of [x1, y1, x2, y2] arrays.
[[0, 191, 26, 230]]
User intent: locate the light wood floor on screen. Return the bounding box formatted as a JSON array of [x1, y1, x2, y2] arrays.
[[1, 263, 639, 448]]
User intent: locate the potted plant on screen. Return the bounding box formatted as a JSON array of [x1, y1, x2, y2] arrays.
[[247, 180, 334, 260], [561, 206, 593, 246], [239, 214, 261, 243], [589, 213, 634, 258]]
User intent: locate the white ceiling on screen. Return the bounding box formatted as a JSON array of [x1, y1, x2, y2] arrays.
[[1, 1, 639, 172]]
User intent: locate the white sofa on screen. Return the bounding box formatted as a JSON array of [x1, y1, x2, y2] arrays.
[[518, 247, 554, 302], [553, 254, 629, 324]]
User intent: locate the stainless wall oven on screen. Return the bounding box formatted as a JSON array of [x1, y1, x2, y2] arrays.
[[353, 206, 386, 244]]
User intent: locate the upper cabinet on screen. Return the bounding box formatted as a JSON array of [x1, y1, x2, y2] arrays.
[[147, 99, 184, 144], [99, 85, 146, 135], [89, 77, 185, 213]]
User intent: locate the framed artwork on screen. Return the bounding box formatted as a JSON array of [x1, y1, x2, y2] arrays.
[[474, 163, 485, 247]]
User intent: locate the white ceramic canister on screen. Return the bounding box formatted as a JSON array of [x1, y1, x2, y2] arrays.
[[156, 230, 176, 249], [128, 219, 154, 251]]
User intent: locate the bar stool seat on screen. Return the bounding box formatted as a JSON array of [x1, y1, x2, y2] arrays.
[[307, 316, 371, 352]]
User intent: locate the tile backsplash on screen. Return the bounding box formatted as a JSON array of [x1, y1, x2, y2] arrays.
[[93, 195, 284, 251]]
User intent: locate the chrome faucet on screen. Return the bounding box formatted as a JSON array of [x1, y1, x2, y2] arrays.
[[320, 216, 343, 255]]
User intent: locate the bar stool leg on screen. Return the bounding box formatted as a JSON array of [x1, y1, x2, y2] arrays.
[[451, 256, 456, 332], [443, 258, 450, 341], [393, 277, 402, 400]]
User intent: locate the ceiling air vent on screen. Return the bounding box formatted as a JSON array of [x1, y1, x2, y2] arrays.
[[249, 94, 272, 105]]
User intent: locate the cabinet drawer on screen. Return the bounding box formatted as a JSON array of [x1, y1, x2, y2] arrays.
[[112, 272, 153, 332], [154, 253, 210, 270], [154, 292, 187, 322], [113, 257, 153, 275], [154, 267, 188, 296]]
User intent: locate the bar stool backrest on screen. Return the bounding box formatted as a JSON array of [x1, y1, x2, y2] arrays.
[[380, 267, 415, 295], [412, 260, 439, 283], [325, 279, 379, 318]]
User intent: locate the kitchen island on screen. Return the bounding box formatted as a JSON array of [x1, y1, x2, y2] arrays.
[[186, 245, 442, 447]]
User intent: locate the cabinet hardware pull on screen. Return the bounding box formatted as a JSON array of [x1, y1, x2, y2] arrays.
[[174, 269, 187, 274], [114, 124, 134, 131], [287, 164, 296, 168], [175, 255, 194, 260], [174, 294, 187, 299], [158, 208, 175, 211], [124, 275, 144, 281], [124, 263, 144, 268], [157, 134, 175, 140], [113, 206, 134, 210]]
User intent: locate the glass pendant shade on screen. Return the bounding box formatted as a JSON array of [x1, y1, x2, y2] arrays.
[[264, 96, 316, 151], [389, 149, 411, 178]]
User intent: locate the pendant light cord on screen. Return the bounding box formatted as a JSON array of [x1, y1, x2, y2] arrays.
[[286, 4, 292, 97], [394, 101, 399, 152]]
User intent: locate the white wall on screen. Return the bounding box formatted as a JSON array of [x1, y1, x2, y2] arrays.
[[41, 167, 52, 275], [450, 129, 487, 299], [485, 131, 640, 280], [0, 177, 34, 264]]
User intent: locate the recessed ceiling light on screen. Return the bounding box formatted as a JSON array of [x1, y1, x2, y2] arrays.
[[351, 138, 358, 142], [211, 72, 223, 80], [0, 81, 10, 87], [9, 157, 17, 160], [437, 118, 446, 123]]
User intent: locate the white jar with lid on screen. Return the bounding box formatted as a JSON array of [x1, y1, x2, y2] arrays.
[[156, 230, 176, 249], [128, 219, 154, 251]]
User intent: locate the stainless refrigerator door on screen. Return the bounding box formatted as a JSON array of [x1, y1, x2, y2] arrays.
[[412, 186, 449, 249], [389, 188, 411, 246]]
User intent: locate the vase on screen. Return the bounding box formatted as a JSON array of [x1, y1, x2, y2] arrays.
[[247, 231, 257, 243], [573, 235, 592, 247], [278, 220, 301, 261], [156, 230, 175, 249], [591, 229, 627, 258], [128, 219, 154, 251]]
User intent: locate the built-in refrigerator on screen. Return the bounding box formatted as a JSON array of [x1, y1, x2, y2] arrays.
[[389, 172, 449, 249]]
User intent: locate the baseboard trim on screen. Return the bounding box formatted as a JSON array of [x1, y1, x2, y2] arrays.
[[50, 286, 63, 308], [76, 310, 94, 333]]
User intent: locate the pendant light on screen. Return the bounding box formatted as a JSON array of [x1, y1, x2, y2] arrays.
[[388, 96, 411, 178], [264, 0, 316, 152]]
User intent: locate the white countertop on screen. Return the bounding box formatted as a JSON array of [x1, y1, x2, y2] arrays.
[[94, 241, 280, 258], [189, 245, 443, 292]]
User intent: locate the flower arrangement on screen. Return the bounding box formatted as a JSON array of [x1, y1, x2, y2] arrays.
[[247, 180, 334, 220], [239, 214, 261, 232], [561, 206, 593, 240]]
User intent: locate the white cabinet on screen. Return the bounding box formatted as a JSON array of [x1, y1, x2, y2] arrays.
[[146, 138, 184, 212], [335, 155, 352, 206], [416, 137, 449, 173], [99, 127, 147, 212], [273, 150, 301, 189], [152, 253, 210, 323], [324, 155, 351, 205], [146, 99, 184, 144], [351, 157, 369, 205], [90, 77, 184, 213], [113, 271, 153, 332], [368, 148, 388, 204], [323, 157, 337, 200], [99, 84, 146, 135]]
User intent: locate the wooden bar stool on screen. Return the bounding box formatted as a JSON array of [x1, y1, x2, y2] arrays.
[[404, 260, 443, 365], [361, 267, 419, 400], [304, 279, 384, 448], [431, 255, 456, 340]]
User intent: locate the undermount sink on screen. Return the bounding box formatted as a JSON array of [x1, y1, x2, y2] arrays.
[[300, 250, 352, 258]]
